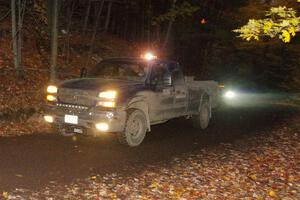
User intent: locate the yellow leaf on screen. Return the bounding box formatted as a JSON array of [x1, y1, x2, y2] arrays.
[[245, 35, 253, 41], [281, 30, 291, 43], [263, 21, 273, 34], [250, 174, 257, 180], [2, 192, 8, 199], [150, 182, 159, 188], [288, 26, 296, 36], [268, 190, 276, 197]]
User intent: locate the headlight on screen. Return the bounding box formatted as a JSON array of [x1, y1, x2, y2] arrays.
[[224, 91, 236, 99], [99, 90, 117, 99], [98, 90, 117, 108], [47, 85, 58, 94]]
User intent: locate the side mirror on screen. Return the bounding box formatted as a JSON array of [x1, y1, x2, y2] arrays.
[[80, 67, 87, 78]]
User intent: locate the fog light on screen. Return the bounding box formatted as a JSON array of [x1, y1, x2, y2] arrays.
[[44, 115, 54, 123], [47, 95, 57, 102], [95, 123, 109, 131]]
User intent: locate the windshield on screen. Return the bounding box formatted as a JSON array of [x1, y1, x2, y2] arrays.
[[88, 61, 147, 81]]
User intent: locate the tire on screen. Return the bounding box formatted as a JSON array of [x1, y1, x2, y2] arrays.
[[192, 101, 210, 130], [118, 109, 147, 147]]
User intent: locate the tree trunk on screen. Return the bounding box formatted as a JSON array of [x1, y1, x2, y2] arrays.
[[146, 0, 152, 44], [83, 0, 92, 32], [46, 0, 53, 34], [11, 0, 22, 77], [84, 0, 104, 68], [63, 0, 76, 60], [50, 0, 58, 82], [104, 0, 112, 33], [111, 4, 117, 34], [17, 0, 22, 71], [123, 4, 129, 39], [162, 0, 177, 50]]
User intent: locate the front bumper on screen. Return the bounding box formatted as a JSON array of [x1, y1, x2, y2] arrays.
[[44, 104, 126, 135]]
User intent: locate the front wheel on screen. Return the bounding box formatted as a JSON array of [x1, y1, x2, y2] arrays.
[[118, 109, 147, 147], [192, 101, 210, 130]]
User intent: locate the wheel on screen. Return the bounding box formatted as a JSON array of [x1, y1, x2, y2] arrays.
[[118, 109, 147, 147], [192, 101, 210, 130]]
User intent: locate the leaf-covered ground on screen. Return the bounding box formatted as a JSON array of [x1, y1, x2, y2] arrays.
[[3, 114, 299, 200]]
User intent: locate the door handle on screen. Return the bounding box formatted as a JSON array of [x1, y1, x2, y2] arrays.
[[162, 88, 172, 96]]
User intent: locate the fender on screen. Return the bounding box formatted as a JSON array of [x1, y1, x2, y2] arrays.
[[126, 97, 151, 132]]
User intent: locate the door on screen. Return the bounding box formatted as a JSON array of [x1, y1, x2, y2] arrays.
[[148, 64, 174, 122], [172, 70, 188, 117]]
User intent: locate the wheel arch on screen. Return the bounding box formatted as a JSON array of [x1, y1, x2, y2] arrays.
[[127, 100, 151, 132]]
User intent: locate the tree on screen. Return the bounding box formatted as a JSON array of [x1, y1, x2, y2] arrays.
[[11, 0, 25, 78], [104, 0, 113, 33], [50, 0, 58, 82], [162, 0, 177, 50], [84, 0, 105, 68], [83, 0, 92, 32], [233, 0, 300, 90], [153, 1, 199, 49], [234, 2, 300, 43]]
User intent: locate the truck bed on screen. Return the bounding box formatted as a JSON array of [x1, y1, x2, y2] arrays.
[[185, 76, 220, 108]]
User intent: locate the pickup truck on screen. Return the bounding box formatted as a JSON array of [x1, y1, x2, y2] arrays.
[[44, 58, 220, 147]]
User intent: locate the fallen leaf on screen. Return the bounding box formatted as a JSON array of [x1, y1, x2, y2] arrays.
[[268, 190, 276, 197], [2, 191, 8, 199]]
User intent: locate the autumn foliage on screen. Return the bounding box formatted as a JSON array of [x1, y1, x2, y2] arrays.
[[235, 3, 300, 43]]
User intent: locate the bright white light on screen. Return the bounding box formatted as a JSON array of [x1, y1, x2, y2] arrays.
[[224, 91, 236, 99], [95, 123, 109, 131], [47, 85, 58, 94], [143, 52, 157, 61], [44, 115, 54, 123], [99, 90, 117, 99]]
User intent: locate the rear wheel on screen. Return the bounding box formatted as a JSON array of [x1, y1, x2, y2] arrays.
[[192, 101, 210, 130], [118, 110, 147, 147]]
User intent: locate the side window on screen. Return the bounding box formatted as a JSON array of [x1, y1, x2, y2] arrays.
[[172, 70, 185, 85], [151, 65, 171, 86]]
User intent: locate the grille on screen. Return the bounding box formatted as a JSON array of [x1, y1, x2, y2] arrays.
[[58, 88, 98, 106], [56, 103, 89, 110], [56, 103, 89, 115]]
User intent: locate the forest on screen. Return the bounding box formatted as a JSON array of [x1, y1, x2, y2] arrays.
[[1, 0, 299, 88], [0, 1, 300, 199]]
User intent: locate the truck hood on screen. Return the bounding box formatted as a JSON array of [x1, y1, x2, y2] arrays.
[[59, 78, 145, 91]]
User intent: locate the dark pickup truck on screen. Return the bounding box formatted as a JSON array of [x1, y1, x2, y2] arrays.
[[44, 58, 220, 146]]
